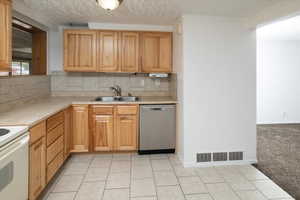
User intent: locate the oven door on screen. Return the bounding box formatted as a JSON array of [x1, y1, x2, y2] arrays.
[[0, 134, 29, 200]]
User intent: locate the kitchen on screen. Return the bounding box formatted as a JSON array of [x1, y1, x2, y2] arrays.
[[0, 0, 298, 200]]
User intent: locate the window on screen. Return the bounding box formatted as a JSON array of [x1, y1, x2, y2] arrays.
[[10, 18, 47, 76], [12, 61, 30, 76]]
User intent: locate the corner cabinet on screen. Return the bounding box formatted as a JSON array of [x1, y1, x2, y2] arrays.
[[64, 30, 97, 72], [64, 107, 72, 159], [63, 30, 172, 73], [71, 105, 89, 152], [0, 0, 11, 71], [141, 32, 172, 73]]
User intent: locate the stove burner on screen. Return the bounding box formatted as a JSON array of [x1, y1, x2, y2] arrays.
[[0, 129, 10, 136]]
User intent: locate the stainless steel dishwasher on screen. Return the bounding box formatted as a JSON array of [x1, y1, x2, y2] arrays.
[[139, 104, 176, 154]]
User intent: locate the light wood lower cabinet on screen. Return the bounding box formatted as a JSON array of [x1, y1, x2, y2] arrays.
[[71, 105, 89, 152], [115, 115, 137, 151], [29, 108, 72, 200], [92, 115, 114, 151], [46, 111, 64, 184], [90, 105, 138, 152], [29, 122, 46, 200], [64, 107, 72, 159]]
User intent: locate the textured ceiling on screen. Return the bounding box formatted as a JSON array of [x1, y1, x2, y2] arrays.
[[13, 0, 286, 26]]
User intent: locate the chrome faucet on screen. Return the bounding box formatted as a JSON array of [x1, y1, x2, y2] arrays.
[[110, 85, 122, 97]]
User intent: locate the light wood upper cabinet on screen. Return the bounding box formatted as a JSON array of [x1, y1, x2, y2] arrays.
[[64, 30, 97, 71], [120, 32, 139, 72], [29, 122, 46, 200], [97, 31, 119, 72], [141, 32, 172, 73], [63, 30, 172, 73], [115, 115, 137, 151], [0, 0, 11, 71], [93, 115, 114, 151], [71, 105, 89, 152]]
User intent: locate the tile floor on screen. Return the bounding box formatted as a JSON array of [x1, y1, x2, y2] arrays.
[[41, 153, 295, 200]]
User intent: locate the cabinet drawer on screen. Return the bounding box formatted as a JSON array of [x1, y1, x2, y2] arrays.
[[117, 106, 138, 115], [92, 105, 114, 115], [47, 151, 64, 183], [47, 123, 64, 146], [47, 111, 64, 131], [47, 136, 63, 164], [30, 121, 46, 144]]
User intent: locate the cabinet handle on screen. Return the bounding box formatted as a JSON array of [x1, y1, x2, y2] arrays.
[[120, 116, 130, 120]]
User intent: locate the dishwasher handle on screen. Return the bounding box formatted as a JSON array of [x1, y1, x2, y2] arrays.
[[150, 107, 163, 111], [142, 105, 175, 112]]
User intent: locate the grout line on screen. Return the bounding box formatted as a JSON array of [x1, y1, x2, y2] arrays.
[[169, 155, 188, 200], [100, 153, 113, 200], [72, 154, 94, 200], [149, 154, 159, 200]]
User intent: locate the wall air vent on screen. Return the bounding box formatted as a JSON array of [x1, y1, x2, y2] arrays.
[[196, 153, 211, 163], [229, 152, 244, 161], [213, 152, 228, 161]]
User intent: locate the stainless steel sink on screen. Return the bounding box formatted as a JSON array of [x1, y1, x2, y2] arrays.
[[119, 96, 139, 102], [94, 96, 139, 102], [94, 96, 117, 102]]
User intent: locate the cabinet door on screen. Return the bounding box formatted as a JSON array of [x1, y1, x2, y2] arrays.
[[115, 115, 137, 151], [72, 105, 89, 152], [141, 32, 172, 73], [32, 31, 47, 75], [64, 107, 72, 159], [120, 32, 139, 72], [29, 137, 46, 200], [64, 30, 97, 71], [92, 115, 114, 151], [98, 31, 119, 72], [0, 0, 11, 71]]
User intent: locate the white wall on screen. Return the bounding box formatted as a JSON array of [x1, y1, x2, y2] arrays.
[[173, 23, 184, 162], [257, 39, 300, 124], [180, 15, 257, 166], [48, 29, 63, 72]]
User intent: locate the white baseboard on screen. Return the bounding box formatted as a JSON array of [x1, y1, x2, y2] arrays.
[[183, 160, 258, 168]]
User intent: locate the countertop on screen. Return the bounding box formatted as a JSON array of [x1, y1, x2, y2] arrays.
[[0, 96, 177, 127]]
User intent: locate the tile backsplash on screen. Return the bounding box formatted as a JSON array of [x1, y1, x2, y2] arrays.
[[51, 71, 176, 97], [0, 76, 51, 112]]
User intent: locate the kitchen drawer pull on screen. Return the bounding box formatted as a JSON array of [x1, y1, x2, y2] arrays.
[[120, 117, 130, 120]]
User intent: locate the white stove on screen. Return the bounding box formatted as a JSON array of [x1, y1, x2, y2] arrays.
[[0, 126, 28, 147], [0, 126, 29, 200]]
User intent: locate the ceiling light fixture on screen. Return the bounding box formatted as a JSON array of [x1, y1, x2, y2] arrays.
[[96, 0, 123, 11]]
